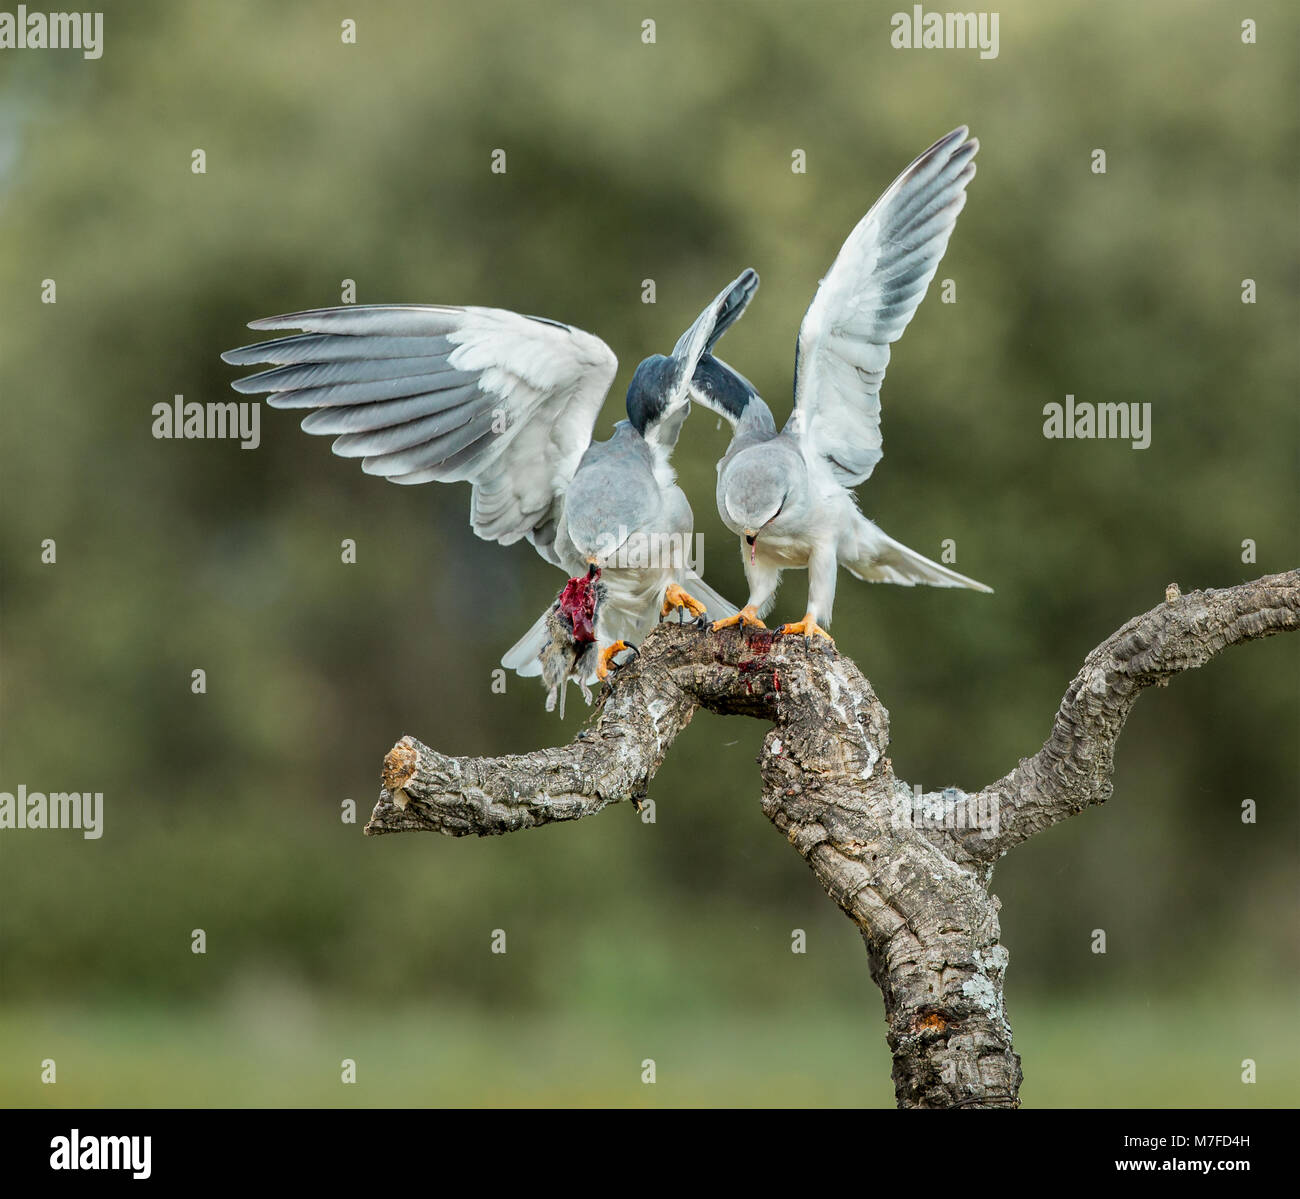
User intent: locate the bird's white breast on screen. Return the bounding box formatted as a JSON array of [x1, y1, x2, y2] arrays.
[[753, 529, 812, 568]]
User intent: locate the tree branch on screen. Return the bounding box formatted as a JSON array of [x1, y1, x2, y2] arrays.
[[942, 568, 1299, 865], [365, 570, 1298, 1108]]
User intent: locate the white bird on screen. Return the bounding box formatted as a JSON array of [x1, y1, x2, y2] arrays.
[[696, 127, 992, 642], [223, 272, 759, 701]]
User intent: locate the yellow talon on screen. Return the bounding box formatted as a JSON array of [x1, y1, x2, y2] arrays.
[[661, 582, 708, 621], [711, 604, 767, 632], [778, 613, 834, 643], [596, 640, 631, 681]]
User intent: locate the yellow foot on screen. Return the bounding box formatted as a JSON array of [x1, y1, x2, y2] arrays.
[[596, 640, 632, 681], [711, 604, 767, 633], [778, 613, 834, 643], [661, 582, 708, 622]]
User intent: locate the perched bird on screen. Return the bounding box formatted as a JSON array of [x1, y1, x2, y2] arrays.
[[222, 271, 756, 699], [696, 128, 992, 641]]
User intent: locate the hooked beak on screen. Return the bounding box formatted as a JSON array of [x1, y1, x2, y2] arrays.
[[585, 561, 600, 580], [744, 530, 757, 565]]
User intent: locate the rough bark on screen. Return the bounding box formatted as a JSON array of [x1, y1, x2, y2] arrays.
[[366, 569, 1299, 1108]]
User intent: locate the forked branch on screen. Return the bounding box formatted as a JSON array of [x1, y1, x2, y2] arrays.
[[366, 569, 1298, 1108]]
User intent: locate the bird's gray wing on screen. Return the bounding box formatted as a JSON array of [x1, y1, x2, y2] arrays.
[[672, 268, 759, 371], [223, 305, 618, 565], [642, 269, 759, 453], [786, 127, 977, 485]]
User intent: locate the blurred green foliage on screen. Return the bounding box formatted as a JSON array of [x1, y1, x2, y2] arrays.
[[0, 0, 1296, 1105]]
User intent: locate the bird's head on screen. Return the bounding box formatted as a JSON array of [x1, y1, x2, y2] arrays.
[[562, 459, 638, 565], [721, 458, 790, 561], [567, 513, 632, 569]]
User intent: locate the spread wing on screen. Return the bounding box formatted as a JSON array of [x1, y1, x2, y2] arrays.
[[787, 127, 977, 485], [635, 269, 760, 458], [223, 305, 618, 565], [671, 268, 759, 386]]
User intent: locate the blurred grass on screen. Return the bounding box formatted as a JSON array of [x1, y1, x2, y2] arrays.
[[3, 987, 1294, 1107]]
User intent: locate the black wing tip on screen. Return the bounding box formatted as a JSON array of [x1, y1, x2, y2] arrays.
[[894, 127, 979, 196], [733, 268, 760, 307], [724, 271, 759, 313], [733, 267, 760, 300], [916, 126, 976, 167], [703, 268, 762, 356]]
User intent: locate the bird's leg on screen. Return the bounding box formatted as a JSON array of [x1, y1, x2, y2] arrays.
[[711, 604, 767, 632], [660, 582, 708, 626], [596, 640, 635, 681], [714, 559, 779, 632], [777, 612, 834, 643], [780, 544, 836, 643]]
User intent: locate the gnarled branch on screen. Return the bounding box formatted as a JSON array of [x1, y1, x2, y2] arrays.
[[946, 570, 1299, 865], [366, 569, 1298, 1108]]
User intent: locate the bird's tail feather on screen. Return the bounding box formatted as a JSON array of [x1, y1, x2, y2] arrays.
[[681, 569, 740, 620], [500, 608, 550, 677], [846, 522, 992, 592]]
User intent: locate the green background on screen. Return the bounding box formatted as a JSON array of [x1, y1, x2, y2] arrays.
[[1, 0, 1296, 1106]]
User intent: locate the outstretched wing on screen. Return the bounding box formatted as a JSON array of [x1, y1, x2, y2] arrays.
[[223, 305, 618, 565], [787, 127, 978, 485], [672, 267, 760, 381], [632, 269, 759, 456]]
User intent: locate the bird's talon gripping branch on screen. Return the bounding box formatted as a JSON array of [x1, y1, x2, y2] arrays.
[[711, 604, 767, 632], [660, 582, 708, 625], [596, 640, 634, 681], [366, 570, 1299, 1110], [778, 614, 834, 643]]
